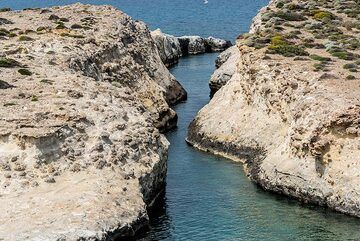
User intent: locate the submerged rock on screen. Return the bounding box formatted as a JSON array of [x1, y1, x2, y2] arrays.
[[188, 0, 360, 217], [0, 3, 186, 240]]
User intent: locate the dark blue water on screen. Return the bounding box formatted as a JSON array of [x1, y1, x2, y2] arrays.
[[2, 0, 360, 240], [0, 0, 267, 40]]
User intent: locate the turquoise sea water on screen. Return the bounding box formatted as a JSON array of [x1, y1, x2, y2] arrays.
[[1, 0, 360, 240]]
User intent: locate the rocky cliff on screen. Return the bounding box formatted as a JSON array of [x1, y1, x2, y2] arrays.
[[188, 0, 360, 216], [0, 4, 186, 240]]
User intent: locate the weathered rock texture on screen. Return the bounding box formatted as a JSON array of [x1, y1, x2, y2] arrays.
[[188, 0, 360, 217], [151, 29, 232, 67], [0, 4, 186, 240], [151, 29, 182, 68], [209, 46, 240, 96]]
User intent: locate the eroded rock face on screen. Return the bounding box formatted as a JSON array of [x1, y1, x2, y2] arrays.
[[178, 36, 207, 55], [205, 36, 232, 52], [152, 30, 232, 67], [178, 35, 232, 55], [188, 0, 360, 217], [0, 4, 185, 240], [209, 46, 240, 96], [151, 29, 182, 68]]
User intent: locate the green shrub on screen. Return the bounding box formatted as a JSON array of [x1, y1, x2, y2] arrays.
[[55, 22, 67, 29], [267, 34, 309, 57], [274, 11, 306, 21], [7, 32, 17, 37], [18, 35, 33, 41], [276, 2, 285, 8], [36, 26, 49, 32], [59, 17, 69, 22], [313, 63, 326, 71], [24, 29, 35, 34], [18, 68, 32, 76], [0, 17, 13, 25], [346, 75, 356, 80], [286, 3, 302, 10], [328, 47, 357, 60], [310, 55, 331, 62], [294, 56, 309, 61], [343, 63, 358, 69], [48, 14, 59, 20], [271, 35, 287, 45], [0, 28, 10, 36], [71, 24, 83, 29], [60, 33, 85, 39], [0, 58, 20, 68], [3, 102, 16, 107], [31, 95, 38, 101], [0, 80, 14, 89], [268, 44, 308, 57], [40, 79, 54, 85], [330, 51, 354, 60], [313, 10, 334, 21]]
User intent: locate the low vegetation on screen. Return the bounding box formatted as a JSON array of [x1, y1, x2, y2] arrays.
[[18, 68, 32, 76], [243, 0, 358, 82], [0, 80, 14, 89], [0, 58, 20, 68], [267, 35, 309, 57], [18, 35, 34, 41]]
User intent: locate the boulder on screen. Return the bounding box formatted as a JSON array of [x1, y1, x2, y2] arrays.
[[151, 28, 182, 67], [205, 36, 232, 52], [178, 35, 207, 55], [151, 30, 233, 66]]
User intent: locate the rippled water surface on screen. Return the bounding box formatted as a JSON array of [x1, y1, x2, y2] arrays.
[[1, 0, 360, 240], [1, 0, 268, 40]]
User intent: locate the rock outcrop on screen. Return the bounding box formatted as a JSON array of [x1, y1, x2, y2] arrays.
[[151, 29, 232, 67], [188, 0, 360, 217], [0, 4, 186, 240], [151, 29, 182, 68], [209, 46, 240, 96]]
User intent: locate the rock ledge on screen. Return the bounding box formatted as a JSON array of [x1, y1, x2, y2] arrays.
[[0, 4, 186, 240]]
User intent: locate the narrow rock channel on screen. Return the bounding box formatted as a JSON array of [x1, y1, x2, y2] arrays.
[[137, 53, 360, 241], [0, 0, 359, 240]]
